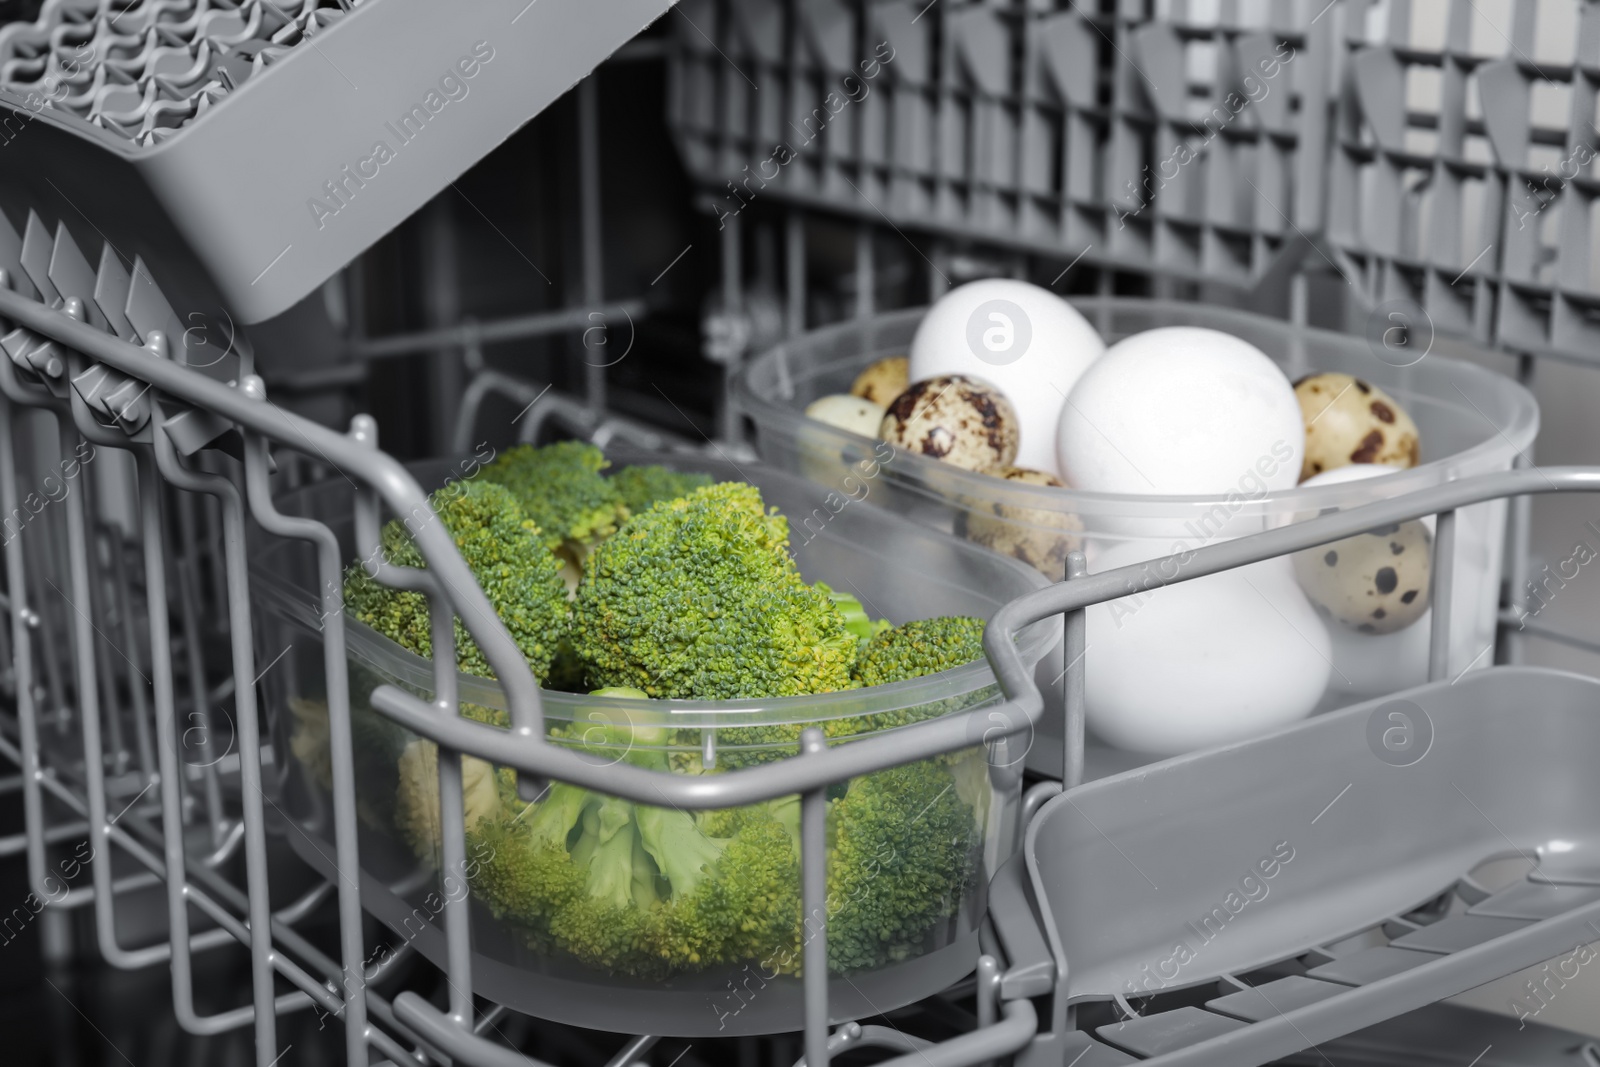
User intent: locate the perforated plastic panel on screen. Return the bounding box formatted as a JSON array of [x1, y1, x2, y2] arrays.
[[668, 0, 1334, 286], [0, 0, 676, 323], [1330, 0, 1600, 363], [0, 0, 353, 147]]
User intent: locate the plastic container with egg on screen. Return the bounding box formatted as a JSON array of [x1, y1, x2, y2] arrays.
[[736, 299, 1538, 775]]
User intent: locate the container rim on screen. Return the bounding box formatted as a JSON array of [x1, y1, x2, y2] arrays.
[[252, 578, 1056, 739], [732, 297, 1541, 514], [249, 452, 1061, 740]]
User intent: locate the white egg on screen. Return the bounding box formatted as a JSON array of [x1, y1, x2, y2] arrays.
[[1084, 543, 1330, 756], [908, 279, 1104, 475], [1056, 327, 1303, 496]]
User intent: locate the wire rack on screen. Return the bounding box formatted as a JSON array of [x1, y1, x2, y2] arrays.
[[3, 0, 1600, 1065], [4, 244, 1600, 1065]]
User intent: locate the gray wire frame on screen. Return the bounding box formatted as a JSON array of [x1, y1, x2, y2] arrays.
[[4, 208, 1600, 1065], [0, 234, 1030, 1065]]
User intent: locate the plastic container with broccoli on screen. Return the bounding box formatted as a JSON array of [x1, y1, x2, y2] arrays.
[[254, 444, 1059, 1036]]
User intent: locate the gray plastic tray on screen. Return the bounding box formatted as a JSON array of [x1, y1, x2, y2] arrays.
[[998, 665, 1600, 1066], [0, 0, 675, 323]]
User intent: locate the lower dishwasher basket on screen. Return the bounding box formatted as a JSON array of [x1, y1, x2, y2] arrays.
[[986, 665, 1600, 1067]]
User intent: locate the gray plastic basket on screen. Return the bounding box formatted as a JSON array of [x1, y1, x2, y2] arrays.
[[667, 0, 1332, 286], [990, 665, 1600, 1066], [0, 0, 676, 323]]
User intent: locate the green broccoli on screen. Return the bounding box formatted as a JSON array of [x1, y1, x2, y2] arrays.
[[823, 758, 982, 972], [571, 482, 858, 699], [608, 464, 714, 513], [850, 616, 988, 687], [479, 442, 627, 553], [815, 582, 891, 646], [636, 804, 725, 900], [342, 479, 570, 680]]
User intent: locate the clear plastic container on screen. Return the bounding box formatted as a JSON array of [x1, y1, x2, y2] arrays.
[[250, 451, 1059, 1037], [735, 300, 1539, 764]]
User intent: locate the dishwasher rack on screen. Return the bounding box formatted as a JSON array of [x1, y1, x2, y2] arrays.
[[4, 212, 1600, 1066]]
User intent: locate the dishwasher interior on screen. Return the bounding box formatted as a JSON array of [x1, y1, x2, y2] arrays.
[[3, 0, 1600, 1065]]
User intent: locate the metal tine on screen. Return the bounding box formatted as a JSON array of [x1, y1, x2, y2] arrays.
[[0, 333, 163, 908], [23, 738, 409, 1048], [109, 523, 157, 782], [0, 391, 50, 908], [0, 321, 97, 906], [1062, 550, 1086, 791], [151, 414, 278, 1066], [60, 328, 238, 916], [59, 392, 171, 966], [124, 433, 271, 1036], [83, 499, 130, 777], [172, 484, 225, 841], [430, 591, 475, 1028], [96, 791, 431, 1066], [801, 727, 830, 1067], [202, 461, 229, 623], [239, 375, 369, 1067], [349, 416, 480, 1029], [16, 429, 71, 737], [1428, 508, 1456, 683]]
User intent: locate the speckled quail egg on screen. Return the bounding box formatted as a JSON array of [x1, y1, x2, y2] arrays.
[[805, 393, 887, 438], [1295, 372, 1420, 481], [960, 466, 1084, 577], [910, 279, 1104, 475], [880, 375, 1019, 472], [1294, 518, 1432, 635], [850, 356, 909, 407]]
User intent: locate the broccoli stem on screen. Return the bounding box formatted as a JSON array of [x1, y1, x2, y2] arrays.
[[524, 781, 592, 851], [581, 796, 639, 910], [635, 804, 727, 900]]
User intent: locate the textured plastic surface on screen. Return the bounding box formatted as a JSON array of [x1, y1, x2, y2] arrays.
[[252, 450, 1059, 1037], [1026, 667, 1600, 1002], [0, 0, 675, 322], [737, 298, 1537, 770], [1329, 0, 1600, 365], [667, 0, 1331, 285]]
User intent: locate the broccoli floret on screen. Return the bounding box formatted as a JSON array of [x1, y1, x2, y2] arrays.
[[711, 615, 991, 762], [608, 464, 714, 513], [479, 442, 628, 552], [342, 479, 570, 680], [572, 482, 858, 699], [824, 759, 982, 972], [850, 616, 988, 687]]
